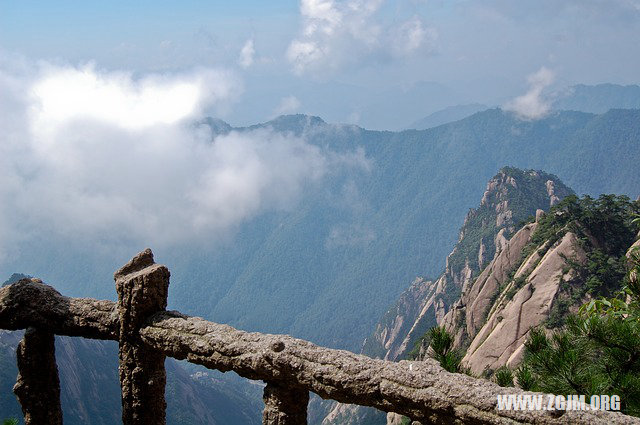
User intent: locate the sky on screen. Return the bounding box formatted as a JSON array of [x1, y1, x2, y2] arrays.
[[0, 0, 639, 278], [2, 0, 639, 129]]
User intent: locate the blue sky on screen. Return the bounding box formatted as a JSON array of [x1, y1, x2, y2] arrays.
[[2, 0, 640, 128]]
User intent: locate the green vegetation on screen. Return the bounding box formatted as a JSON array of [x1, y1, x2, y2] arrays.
[[406, 333, 430, 361], [494, 366, 514, 387], [517, 227, 640, 417], [419, 197, 640, 416], [447, 168, 573, 274], [514, 364, 536, 391], [515, 194, 639, 328], [425, 326, 463, 373], [504, 276, 527, 302], [2, 419, 18, 425], [417, 326, 478, 378]]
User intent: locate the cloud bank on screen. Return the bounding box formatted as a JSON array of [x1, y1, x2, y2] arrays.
[[238, 39, 255, 69], [287, 0, 437, 74], [504, 67, 555, 119], [0, 58, 368, 261], [274, 95, 302, 116]]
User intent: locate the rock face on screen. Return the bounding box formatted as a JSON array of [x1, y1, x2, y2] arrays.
[[437, 193, 639, 377], [326, 168, 573, 425], [441, 222, 539, 351], [361, 277, 437, 361], [362, 168, 573, 364], [458, 231, 587, 374]]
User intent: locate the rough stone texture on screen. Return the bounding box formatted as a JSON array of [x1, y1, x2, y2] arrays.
[[629, 238, 640, 284], [2, 252, 639, 425], [440, 223, 537, 352], [139, 310, 638, 424], [0, 278, 119, 340], [363, 277, 437, 361], [546, 180, 561, 206], [387, 412, 404, 425], [469, 224, 537, 339], [463, 232, 587, 374], [263, 382, 309, 424], [115, 249, 169, 425], [13, 327, 63, 425]]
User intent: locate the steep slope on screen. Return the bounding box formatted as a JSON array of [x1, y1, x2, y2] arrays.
[[3, 108, 640, 358], [323, 168, 573, 425], [459, 230, 585, 374], [352, 196, 638, 425], [441, 194, 639, 375], [362, 168, 573, 362]]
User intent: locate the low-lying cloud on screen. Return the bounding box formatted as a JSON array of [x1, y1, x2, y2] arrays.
[[287, 0, 438, 75], [0, 58, 369, 261], [504, 67, 555, 120], [274, 95, 302, 116], [238, 39, 255, 69]]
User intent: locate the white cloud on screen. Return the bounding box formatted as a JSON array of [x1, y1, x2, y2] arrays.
[[391, 16, 437, 56], [0, 58, 370, 260], [238, 39, 255, 68], [29, 63, 240, 134], [287, 0, 437, 74], [274, 95, 302, 116], [504, 67, 555, 120]]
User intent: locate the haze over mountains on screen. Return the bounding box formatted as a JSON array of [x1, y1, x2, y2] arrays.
[[407, 83, 640, 130], [1, 90, 639, 423], [2, 1, 640, 423], [3, 101, 638, 355]]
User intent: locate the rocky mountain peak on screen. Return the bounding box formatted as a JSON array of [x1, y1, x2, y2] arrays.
[[449, 167, 573, 277], [1, 273, 32, 288], [440, 193, 639, 376], [361, 167, 574, 366]]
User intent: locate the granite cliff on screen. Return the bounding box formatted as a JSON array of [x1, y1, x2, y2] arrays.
[[361, 167, 573, 363], [324, 167, 574, 424]]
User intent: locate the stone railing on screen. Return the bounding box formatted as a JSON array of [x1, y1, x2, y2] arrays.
[[1, 249, 638, 425]]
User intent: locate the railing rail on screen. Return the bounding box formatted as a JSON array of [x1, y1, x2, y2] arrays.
[[0, 249, 638, 425]]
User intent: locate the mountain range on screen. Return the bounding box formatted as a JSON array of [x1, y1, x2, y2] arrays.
[[1, 94, 639, 424], [406, 83, 640, 130], [6, 108, 639, 356]]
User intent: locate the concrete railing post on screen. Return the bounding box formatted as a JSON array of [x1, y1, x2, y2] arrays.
[[115, 249, 170, 425], [262, 381, 309, 425], [13, 326, 63, 425]]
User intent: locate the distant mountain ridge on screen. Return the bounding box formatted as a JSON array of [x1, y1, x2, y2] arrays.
[[404, 83, 640, 131], [2, 105, 640, 425], [1, 273, 30, 287], [406, 103, 490, 130], [7, 107, 640, 359], [552, 83, 640, 113]]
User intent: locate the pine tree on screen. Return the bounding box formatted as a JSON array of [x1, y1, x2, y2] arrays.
[[518, 227, 640, 416]]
